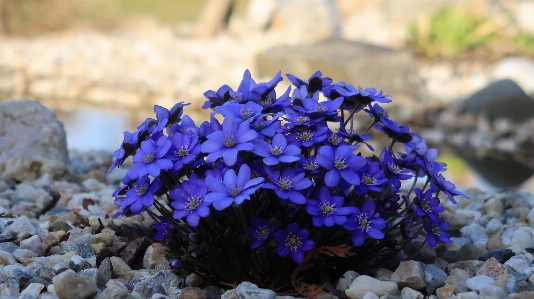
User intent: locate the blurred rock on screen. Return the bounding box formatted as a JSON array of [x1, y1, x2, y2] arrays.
[[257, 38, 424, 108], [0, 100, 69, 182], [491, 58, 534, 96]]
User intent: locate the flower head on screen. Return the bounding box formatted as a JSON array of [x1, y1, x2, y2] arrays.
[[306, 187, 352, 227], [154, 216, 174, 241], [263, 167, 312, 204], [126, 136, 173, 180], [424, 220, 452, 247], [121, 176, 164, 214], [315, 145, 366, 187], [253, 133, 301, 166], [353, 161, 388, 195], [249, 218, 274, 249], [413, 188, 444, 223], [170, 174, 211, 227], [205, 164, 264, 210], [167, 132, 201, 171], [274, 223, 314, 264], [344, 200, 387, 246]]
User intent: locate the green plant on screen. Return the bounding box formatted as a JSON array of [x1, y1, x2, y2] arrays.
[[408, 6, 497, 59]]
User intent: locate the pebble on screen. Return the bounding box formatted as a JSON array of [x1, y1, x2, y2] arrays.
[[345, 275, 399, 299], [52, 269, 97, 299], [390, 260, 426, 290], [465, 275, 495, 292], [337, 270, 360, 291]]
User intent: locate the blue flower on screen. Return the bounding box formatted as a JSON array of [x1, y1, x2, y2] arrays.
[[338, 128, 374, 151], [305, 187, 352, 227], [121, 175, 164, 214], [379, 149, 412, 190], [126, 136, 173, 180], [287, 71, 332, 96], [253, 133, 301, 165], [214, 101, 264, 122], [200, 117, 257, 166], [166, 132, 201, 171], [204, 164, 264, 210], [334, 84, 391, 106], [248, 218, 274, 249], [274, 223, 314, 264], [263, 167, 312, 205], [110, 130, 138, 172], [170, 175, 211, 227], [365, 103, 399, 126], [154, 216, 174, 241], [413, 188, 444, 223], [344, 200, 387, 246], [202, 84, 242, 109], [315, 145, 366, 187], [353, 161, 388, 195], [287, 125, 328, 148], [424, 220, 452, 247]]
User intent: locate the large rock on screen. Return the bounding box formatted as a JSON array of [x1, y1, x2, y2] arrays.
[[0, 100, 69, 181], [491, 57, 534, 95], [256, 38, 424, 106]]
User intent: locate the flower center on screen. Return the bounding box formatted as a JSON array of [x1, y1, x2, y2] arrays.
[[185, 196, 202, 212], [268, 145, 285, 156], [296, 130, 313, 142], [254, 120, 266, 131], [231, 94, 242, 102], [256, 225, 270, 239], [319, 201, 336, 216], [259, 96, 274, 107], [142, 152, 155, 163], [136, 184, 149, 195], [421, 201, 431, 213], [175, 145, 190, 157], [431, 224, 441, 236], [328, 134, 342, 145], [357, 213, 371, 232], [240, 107, 254, 120], [224, 134, 236, 147], [285, 233, 302, 252], [361, 174, 377, 185], [228, 187, 242, 197], [276, 177, 293, 190], [295, 115, 310, 124], [314, 104, 328, 112], [389, 163, 400, 174], [304, 160, 318, 171], [334, 157, 348, 170]]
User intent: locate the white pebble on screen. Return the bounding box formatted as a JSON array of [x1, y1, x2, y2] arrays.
[[505, 255, 530, 273], [484, 218, 502, 235], [361, 292, 379, 299], [511, 227, 534, 248], [466, 275, 495, 292]]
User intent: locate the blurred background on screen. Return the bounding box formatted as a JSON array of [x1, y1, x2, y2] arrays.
[[1, 0, 534, 191]]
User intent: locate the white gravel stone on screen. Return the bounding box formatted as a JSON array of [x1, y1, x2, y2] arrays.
[[484, 218, 502, 235], [505, 255, 531, 273], [361, 293, 379, 299], [511, 227, 534, 248], [336, 270, 359, 291], [52, 269, 97, 299], [465, 275, 495, 292], [400, 287, 423, 299], [20, 282, 45, 296], [345, 275, 398, 299]]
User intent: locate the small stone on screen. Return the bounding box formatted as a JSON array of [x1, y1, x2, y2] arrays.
[[374, 269, 393, 282], [52, 262, 69, 274], [155, 256, 171, 271], [64, 243, 95, 258], [133, 280, 167, 298], [505, 255, 531, 273], [390, 260, 426, 290], [98, 285, 132, 299], [148, 270, 182, 289], [337, 270, 359, 291], [51, 221, 71, 233], [4, 216, 37, 238], [0, 242, 19, 253], [98, 257, 112, 279], [46, 255, 69, 269], [180, 287, 207, 299], [435, 285, 455, 299], [480, 284, 506, 299], [20, 241, 49, 256], [0, 280, 20, 296], [511, 227, 534, 248], [90, 233, 113, 246], [78, 268, 109, 290], [20, 282, 44, 296], [235, 282, 276, 299], [12, 248, 37, 265], [144, 244, 167, 269], [110, 257, 135, 280], [476, 257, 506, 279], [186, 273, 204, 287], [465, 275, 495, 292], [345, 275, 399, 299], [0, 250, 17, 265], [120, 237, 144, 265], [486, 232, 506, 250], [454, 243, 483, 262], [479, 248, 515, 264], [484, 219, 503, 235], [361, 293, 379, 299], [400, 287, 423, 299], [13, 268, 33, 286], [39, 267, 56, 282], [52, 269, 97, 299], [424, 264, 447, 294]]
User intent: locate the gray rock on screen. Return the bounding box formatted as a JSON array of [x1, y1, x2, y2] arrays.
[[0, 100, 69, 182], [11, 249, 37, 265], [133, 280, 166, 298], [0, 250, 17, 265], [424, 264, 447, 294], [110, 257, 135, 280], [336, 270, 359, 291], [12, 268, 33, 287], [148, 270, 182, 289], [63, 243, 95, 258], [345, 275, 399, 299], [256, 38, 424, 108], [479, 248, 515, 264], [400, 287, 422, 299], [390, 260, 426, 290], [37, 267, 56, 282], [4, 216, 37, 239], [52, 269, 97, 299], [98, 257, 112, 279], [97, 285, 134, 299], [0, 242, 19, 253], [78, 268, 109, 290], [491, 57, 534, 95], [19, 282, 44, 296], [235, 282, 276, 299]]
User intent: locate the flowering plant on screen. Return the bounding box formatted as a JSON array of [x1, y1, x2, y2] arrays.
[[111, 70, 467, 294]]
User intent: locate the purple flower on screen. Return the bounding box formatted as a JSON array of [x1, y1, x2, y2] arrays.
[[154, 217, 174, 241], [126, 136, 173, 180], [344, 200, 387, 246], [287, 125, 328, 148], [338, 128, 374, 151], [200, 117, 257, 166], [166, 132, 201, 171], [305, 187, 352, 227], [353, 161, 388, 195], [253, 133, 301, 165], [424, 220, 452, 247], [274, 223, 314, 264], [413, 188, 444, 223], [248, 218, 274, 249], [214, 101, 264, 122], [110, 130, 138, 172], [334, 84, 391, 106], [379, 149, 412, 190], [315, 145, 366, 187], [263, 167, 312, 204], [170, 175, 211, 227], [202, 84, 242, 109], [121, 175, 163, 214], [253, 112, 283, 138], [287, 71, 332, 96], [365, 103, 399, 126], [169, 258, 182, 270], [204, 164, 264, 210]]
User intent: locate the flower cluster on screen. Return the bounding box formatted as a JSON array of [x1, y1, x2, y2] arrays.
[[111, 70, 466, 291]]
